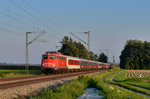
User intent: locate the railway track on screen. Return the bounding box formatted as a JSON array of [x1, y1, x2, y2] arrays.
[[0, 69, 106, 89]]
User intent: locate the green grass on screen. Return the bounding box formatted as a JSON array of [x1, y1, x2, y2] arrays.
[[0, 70, 42, 78], [30, 69, 148, 99], [105, 70, 150, 96], [125, 81, 150, 90], [113, 70, 129, 82], [30, 75, 90, 99], [0, 65, 42, 78], [114, 71, 150, 90]]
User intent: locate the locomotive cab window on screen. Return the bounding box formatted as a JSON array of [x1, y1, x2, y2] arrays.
[[50, 56, 56, 59], [43, 56, 48, 59]]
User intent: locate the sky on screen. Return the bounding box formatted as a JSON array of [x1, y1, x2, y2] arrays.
[[0, 0, 150, 64]]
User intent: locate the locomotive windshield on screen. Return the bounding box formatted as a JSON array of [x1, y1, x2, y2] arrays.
[[50, 56, 56, 59], [43, 56, 48, 59]]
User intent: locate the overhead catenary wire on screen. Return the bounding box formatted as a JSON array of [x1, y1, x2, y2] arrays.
[[8, 0, 45, 27], [22, 0, 71, 40], [0, 27, 22, 36], [28, 31, 46, 44], [0, 0, 59, 48], [1, 1, 87, 40], [21, 0, 70, 39], [22, 0, 64, 29], [0, 22, 27, 30], [0, 3, 48, 37], [0, 3, 39, 27], [0, 11, 37, 29], [9, 0, 60, 39]]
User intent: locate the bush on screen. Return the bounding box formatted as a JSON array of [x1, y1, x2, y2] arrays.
[[87, 78, 97, 88], [0, 72, 4, 78]]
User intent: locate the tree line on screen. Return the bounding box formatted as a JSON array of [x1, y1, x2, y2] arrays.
[[120, 40, 150, 70], [58, 36, 108, 63]]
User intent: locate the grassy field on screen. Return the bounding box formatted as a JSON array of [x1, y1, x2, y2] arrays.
[[0, 65, 42, 78], [0, 70, 42, 78], [30, 68, 148, 99], [114, 71, 150, 90]]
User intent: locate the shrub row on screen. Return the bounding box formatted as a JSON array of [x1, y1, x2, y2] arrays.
[[0, 65, 41, 70]]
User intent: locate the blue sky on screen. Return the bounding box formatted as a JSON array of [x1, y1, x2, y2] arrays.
[[0, 0, 150, 64]]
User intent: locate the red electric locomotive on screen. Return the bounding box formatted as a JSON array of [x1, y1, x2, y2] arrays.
[[41, 51, 67, 74], [41, 51, 110, 74]]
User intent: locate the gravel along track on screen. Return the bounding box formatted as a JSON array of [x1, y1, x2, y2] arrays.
[[0, 70, 104, 89], [0, 70, 106, 99]]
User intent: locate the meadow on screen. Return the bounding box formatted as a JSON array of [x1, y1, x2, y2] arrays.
[[0, 65, 42, 78], [30, 68, 149, 99], [114, 70, 150, 90]]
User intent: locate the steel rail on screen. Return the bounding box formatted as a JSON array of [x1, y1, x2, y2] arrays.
[[0, 69, 106, 89]]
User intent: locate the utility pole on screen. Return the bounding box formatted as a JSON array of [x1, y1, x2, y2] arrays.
[[113, 55, 115, 67], [25, 30, 46, 75], [84, 31, 90, 52], [26, 32, 31, 75], [106, 49, 108, 61]]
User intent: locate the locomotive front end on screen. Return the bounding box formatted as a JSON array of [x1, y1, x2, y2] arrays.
[[41, 52, 57, 74]]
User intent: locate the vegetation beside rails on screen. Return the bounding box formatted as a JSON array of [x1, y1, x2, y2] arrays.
[[125, 81, 150, 90], [113, 71, 129, 82], [30, 75, 90, 99], [113, 71, 150, 90], [114, 71, 150, 82], [30, 68, 148, 99], [105, 70, 150, 96], [0, 70, 42, 78]]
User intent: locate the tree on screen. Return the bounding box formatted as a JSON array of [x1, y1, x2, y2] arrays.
[[120, 40, 150, 70], [58, 36, 89, 59], [89, 51, 98, 61], [58, 36, 101, 61], [98, 53, 108, 63]]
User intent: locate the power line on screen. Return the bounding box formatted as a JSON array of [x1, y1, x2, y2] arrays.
[[0, 11, 36, 29], [0, 22, 27, 30], [22, 0, 70, 39], [22, 0, 63, 29], [70, 32, 88, 45], [0, 3, 42, 28], [0, 3, 27, 19], [0, 2, 59, 46], [70, 31, 90, 52], [28, 31, 46, 44], [0, 10, 58, 43], [9, 0, 39, 20], [9, 0, 60, 39], [0, 27, 22, 36]]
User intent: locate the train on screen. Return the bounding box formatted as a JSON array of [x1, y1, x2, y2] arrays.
[[41, 51, 111, 74]]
